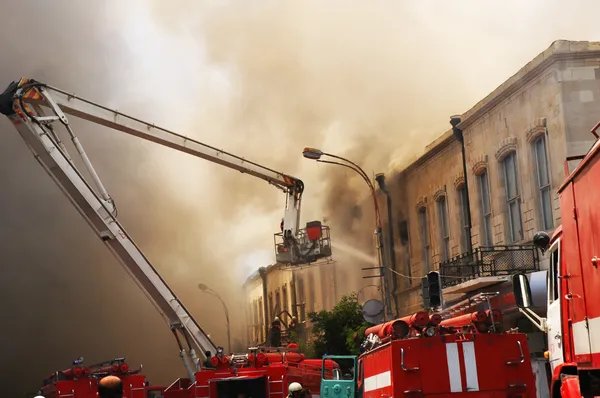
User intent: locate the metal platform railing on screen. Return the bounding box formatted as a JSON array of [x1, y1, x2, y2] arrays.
[[439, 245, 539, 288]]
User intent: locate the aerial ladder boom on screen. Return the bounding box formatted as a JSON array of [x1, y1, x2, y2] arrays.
[[0, 78, 331, 380]]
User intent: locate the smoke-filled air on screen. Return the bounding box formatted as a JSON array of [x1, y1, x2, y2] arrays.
[[1, 0, 599, 394]]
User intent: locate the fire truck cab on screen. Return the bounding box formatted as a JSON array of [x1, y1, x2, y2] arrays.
[[321, 313, 536, 398], [512, 131, 600, 398]]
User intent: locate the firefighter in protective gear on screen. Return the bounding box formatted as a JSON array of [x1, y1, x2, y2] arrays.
[[202, 350, 215, 368], [288, 382, 303, 397], [269, 316, 282, 347]]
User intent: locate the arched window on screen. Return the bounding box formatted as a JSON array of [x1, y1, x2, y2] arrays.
[[477, 169, 493, 246], [532, 135, 553, 230], [417, 206, 431, 273], [436, 195, 450, 261], [502, 151, 523, 242], [456, 184, 470, 253]]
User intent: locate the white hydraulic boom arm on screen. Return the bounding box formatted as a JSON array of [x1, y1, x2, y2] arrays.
[[0, 78, 320, 379]]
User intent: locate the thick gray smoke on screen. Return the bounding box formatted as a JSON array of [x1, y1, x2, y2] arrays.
[[1, 0, 600, 395]]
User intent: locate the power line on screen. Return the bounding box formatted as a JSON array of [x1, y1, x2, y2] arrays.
[[387, 267, 469, 280]]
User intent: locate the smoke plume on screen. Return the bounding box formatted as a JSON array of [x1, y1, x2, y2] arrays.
[[1, 0, 600, 395]]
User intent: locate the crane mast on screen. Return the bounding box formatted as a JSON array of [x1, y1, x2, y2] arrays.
[[0, 78, 331, 380]]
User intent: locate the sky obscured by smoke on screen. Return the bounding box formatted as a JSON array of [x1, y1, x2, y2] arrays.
[[1, 0, 600, 394]]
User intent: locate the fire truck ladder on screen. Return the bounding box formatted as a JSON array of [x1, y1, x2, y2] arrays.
[[0, 78, 309, 380]]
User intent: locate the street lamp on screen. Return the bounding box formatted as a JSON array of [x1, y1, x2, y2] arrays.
[[450, 115, 473, 255], [302, 147, 392, 321], [198, 283, 231, 354]]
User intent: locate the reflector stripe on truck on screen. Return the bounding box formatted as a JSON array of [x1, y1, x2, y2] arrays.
[[364, 370, 391, 392], [462, 341, 480, 392], [446, 343, 463, 392]]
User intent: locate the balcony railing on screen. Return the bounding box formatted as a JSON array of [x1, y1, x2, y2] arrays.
[[439, 245, 539, 289]]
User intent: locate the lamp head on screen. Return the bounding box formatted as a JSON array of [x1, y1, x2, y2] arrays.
[[198, 283, 209, 292], [302, 147, 323, 160]]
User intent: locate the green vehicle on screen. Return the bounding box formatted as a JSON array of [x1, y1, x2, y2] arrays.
[[320, 355, 359, 398]]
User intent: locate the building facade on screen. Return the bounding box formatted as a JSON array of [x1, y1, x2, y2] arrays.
[[243, 40, 600, 348], [387, 40, 600, 317], [243, 261, 339, 346]]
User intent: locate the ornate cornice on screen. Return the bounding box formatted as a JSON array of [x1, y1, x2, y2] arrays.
[[495, 136, 518, 162], [453, 172, 465, 190], [471, 154, 489, 176], [526, 117, 548, 143], [433, 187, 446, 202], [415, 196, 427, 212]]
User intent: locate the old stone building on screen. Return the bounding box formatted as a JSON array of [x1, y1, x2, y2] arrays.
[[243, 261, 339, 346], [386, 40, 600, 316], [243, 40, 600, 347]]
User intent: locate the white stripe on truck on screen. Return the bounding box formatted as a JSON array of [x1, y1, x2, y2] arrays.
[[462, 341, 480, 391], [446, 342, 463, 392], [363, 370, 391, 392]]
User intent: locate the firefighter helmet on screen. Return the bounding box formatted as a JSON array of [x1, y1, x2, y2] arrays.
[[532, 231, 551, 252], [288, 382, 302, 392]]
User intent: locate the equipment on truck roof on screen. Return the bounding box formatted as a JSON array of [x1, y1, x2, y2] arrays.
[[0, 78, 333, 395], [512, 123, 600, 398], [39, 358, 162, 398]]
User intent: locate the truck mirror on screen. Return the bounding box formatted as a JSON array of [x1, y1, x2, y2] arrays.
[[512, 273, 533, 309]]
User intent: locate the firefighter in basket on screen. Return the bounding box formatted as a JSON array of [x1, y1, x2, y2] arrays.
[[288, 382, 303, 398]]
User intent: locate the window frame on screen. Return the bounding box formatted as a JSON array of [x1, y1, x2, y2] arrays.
[[457, 185, 470, 253], [533, 135, 554, 231], [417, 206, 431, 274], [478, 169, 493, 246], [436, 195, 450, 261], [502, 151, 523, 243]]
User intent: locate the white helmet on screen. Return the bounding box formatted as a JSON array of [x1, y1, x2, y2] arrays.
[[288, 382, 302, 392]]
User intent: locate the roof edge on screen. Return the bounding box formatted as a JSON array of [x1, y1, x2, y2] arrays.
[[459, 40, 600, 130]]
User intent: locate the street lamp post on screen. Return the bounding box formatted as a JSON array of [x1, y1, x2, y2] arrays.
[[302, 147, 392, 321], [198, 283, 231, 354], [450, 115, 473, 255]]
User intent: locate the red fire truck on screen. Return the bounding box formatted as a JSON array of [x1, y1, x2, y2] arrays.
[[0, 78, 334, 397], [322, 310, 537, 398], [39, 358, 165, 398], [512, 124, 600, 398]]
